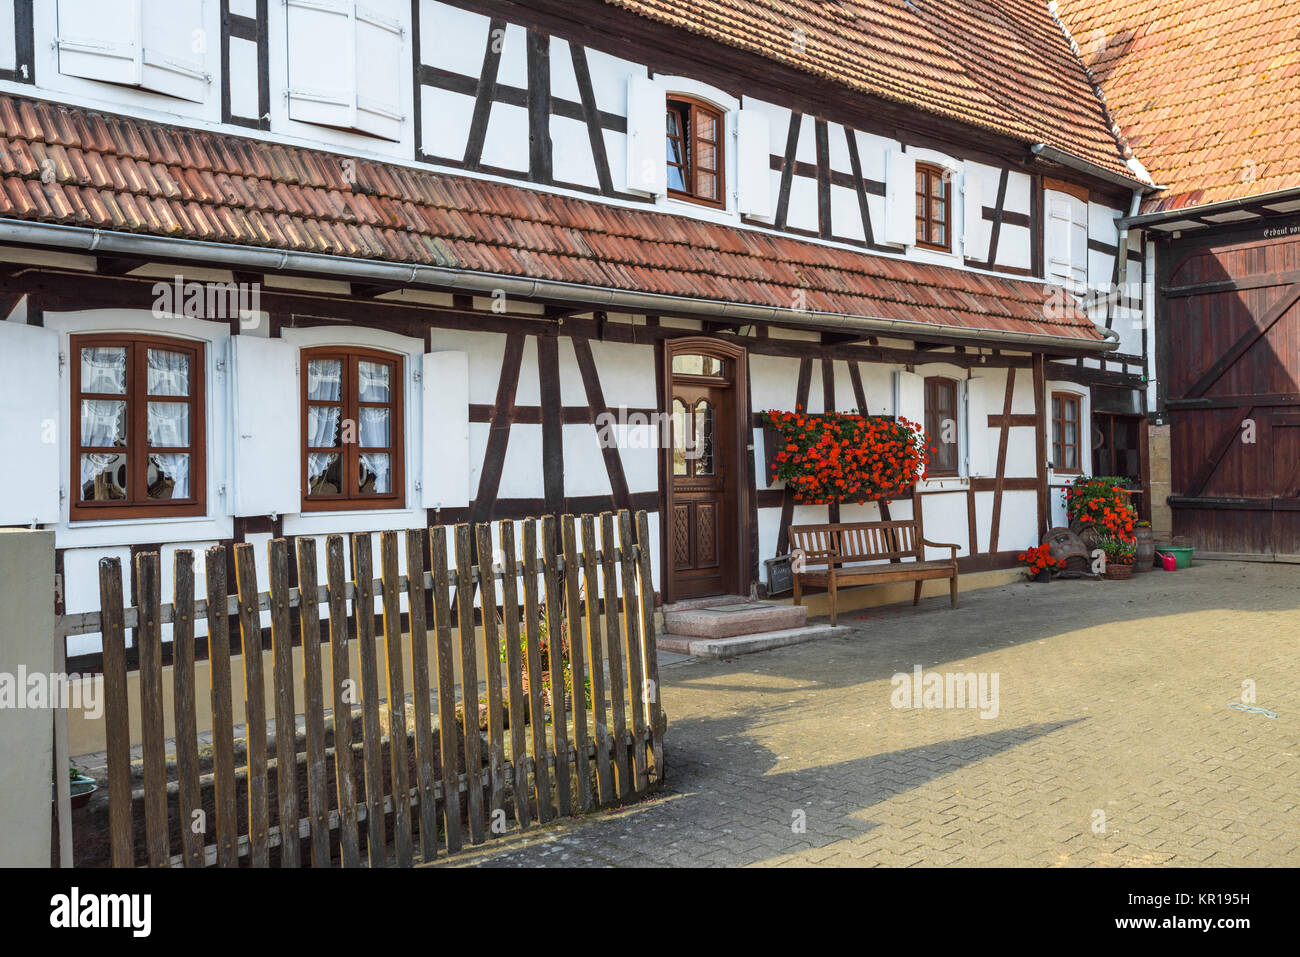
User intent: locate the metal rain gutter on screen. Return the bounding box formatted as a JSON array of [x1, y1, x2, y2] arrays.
[[0, 218, 1118, 353], [1030, 143, 1161, 193], [1117, 185, 1300, 228]]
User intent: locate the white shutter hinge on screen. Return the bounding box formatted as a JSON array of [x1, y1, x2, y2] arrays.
[[215, 358, 226, 372], [412, 368, 421, 382], [218, 483, 227, 498], [58, 351, 66, 370], [413, 479, 422, 493]]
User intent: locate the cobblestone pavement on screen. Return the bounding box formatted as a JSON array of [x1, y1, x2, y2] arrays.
[[435, 562, 1300, 867]]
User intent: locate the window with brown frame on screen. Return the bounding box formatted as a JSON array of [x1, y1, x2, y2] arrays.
[[302, 347, 404, 510], [924, 376, 960, 476], [1051, 392, 1082, 473], [70, 334, 206, 521], [666, 97, 725, 208], [915, 164, 950, 251]]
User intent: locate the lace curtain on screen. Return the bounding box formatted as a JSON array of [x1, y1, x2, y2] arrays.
[[81, 347, 126, 394], [359, 453, 391, 493], [150, 454, 189, 498], [358, 407, 389, 447], [358, 361, 389, 402], [147, 402, 189, 447], [147, 349, 189, 396], [307, 359, 342, 401]]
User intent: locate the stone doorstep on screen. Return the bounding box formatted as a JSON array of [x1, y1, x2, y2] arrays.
[[662, 600, 808, 639], [656, 624, 853, 659], [658, 594, 751, 614]]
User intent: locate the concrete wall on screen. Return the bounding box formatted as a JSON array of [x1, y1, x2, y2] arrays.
[[0, 528, 56, 867]]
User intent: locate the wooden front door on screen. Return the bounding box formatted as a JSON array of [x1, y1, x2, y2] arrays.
[[1161, 219, 1300, 557], [663, 340, 748, 601]]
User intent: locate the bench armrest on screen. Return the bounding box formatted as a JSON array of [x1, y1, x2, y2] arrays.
[[920, 537, 960, 556]]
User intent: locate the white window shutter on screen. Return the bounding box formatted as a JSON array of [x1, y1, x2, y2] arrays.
[[230, 337, 300, 517], [965, 375, 993, 477], [962, 170, 988, 259], [735, 107, 772, 218], [1046, 196, 1072, 284], [1069, 199, 1089, 285], [353, 2, 405, 141], [0, 323, 61, 525], [892, 369, 924, 432], [883, 149, 917, 247], [286, 0, 356, 131], [140, 0, 207, 102], [624, 75, 666, 196], [56, 0, 141, 87], [421, 351, 470, 509]]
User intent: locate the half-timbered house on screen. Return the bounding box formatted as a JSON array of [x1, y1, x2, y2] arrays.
[[0, 0, 1161, 660]]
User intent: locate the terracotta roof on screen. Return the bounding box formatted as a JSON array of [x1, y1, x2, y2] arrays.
[[0, 94, 1103, 344], [1059, 0, 1300, 211], [604, 0, 1134, 181]]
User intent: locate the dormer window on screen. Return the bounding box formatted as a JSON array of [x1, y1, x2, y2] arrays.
[[915, 163, 951, 251], [666, 97, 725, 208]]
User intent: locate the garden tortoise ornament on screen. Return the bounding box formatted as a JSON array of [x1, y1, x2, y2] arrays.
[[1042, 527, 1091, 577]]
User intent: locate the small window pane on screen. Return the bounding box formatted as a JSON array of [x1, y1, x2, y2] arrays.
[[358, 361, 390, 403], [359, 453, 391, 494], [147, 453, 190, 499], [81, 400, 127, 447], [695, 171, 716, 199], [931, 224, 945, 245], [80, 453, 127, 501], [930, 198, 945, 219], [147, 402, 189, 447], [147, 349, 190, 397], [81, 347, 127, 395], [307, 405, 342, 449], [358, 407, 390, 448], [915, 171, 924, 192], [697, 141, 715, 172], [1052, 397, 1061, 419], [916, 195, 925, 217], [672, 398, 688, 476], [692, 399, 714, 476], [931, 175, 945, 198], [307, 359, 343, 402], [695, 111, 715, 140], [307, 453, 342, 496], [672, 354, 723, 376]]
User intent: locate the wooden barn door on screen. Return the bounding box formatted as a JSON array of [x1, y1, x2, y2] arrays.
[[1162, 223, 1300, 558], [662, 339, 750, 602]]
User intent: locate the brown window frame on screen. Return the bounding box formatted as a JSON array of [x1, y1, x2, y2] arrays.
[[69, 333, 207, 521], [915, 163, 951, 252], [666, 96, 726, 209], [301, 346, 405, 512], [1051, 392, 1083, 474], [924, 376, 961, 477]]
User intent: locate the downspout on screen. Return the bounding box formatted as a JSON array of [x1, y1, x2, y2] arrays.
[[1113, 189, 1144, 337]]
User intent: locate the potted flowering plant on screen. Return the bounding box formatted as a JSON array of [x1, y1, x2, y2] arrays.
[[1064, 476, 1137, 549], [1018, 545, 1063, 582], [760, 406, 929, 504], [1098, 536, 1136, 580]]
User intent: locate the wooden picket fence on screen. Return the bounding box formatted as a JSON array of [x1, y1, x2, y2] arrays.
[[87, 510, 663, 867]]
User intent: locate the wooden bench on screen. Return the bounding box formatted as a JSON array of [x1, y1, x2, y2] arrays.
[[788, 518, 960, 625]]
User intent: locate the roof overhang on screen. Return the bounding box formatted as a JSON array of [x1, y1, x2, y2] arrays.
[[0, 218, 1119, 354], [1118, 187, 1300, 231]]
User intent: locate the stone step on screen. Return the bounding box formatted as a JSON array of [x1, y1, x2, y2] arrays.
[[657, 624, 852, 659], [659, 594, 750, 614], [661, 600, 807, 639]]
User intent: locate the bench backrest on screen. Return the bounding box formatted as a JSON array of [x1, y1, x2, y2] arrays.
[[789, 519, 923, 567]]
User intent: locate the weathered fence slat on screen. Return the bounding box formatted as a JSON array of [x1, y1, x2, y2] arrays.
[[429, 526, 464, 853], [580, 515, 613, 806], [204, 546, 239, 868], [541, 516, 572, 816], [171, 550, 204, 868], [267, 539, 301, 868], [98, 557, 133, 868], [351, 533, 387, 868], [294, 538, 333, 868], [561, 515, 593, 811], [599, 513, 631, 798], [475, 523, 508, 832], [404, 530, 439, 860], [454, 525, 487, 844], [635, 510, 664, 786], [379, 531, 414, 867], [135, 552, 170, 867], [233, 544, 271, 867], [498, 520, 531, 828], [520, 518, 554, 823], [324, 536, 361, 868], [617, 512, 649, 794]]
